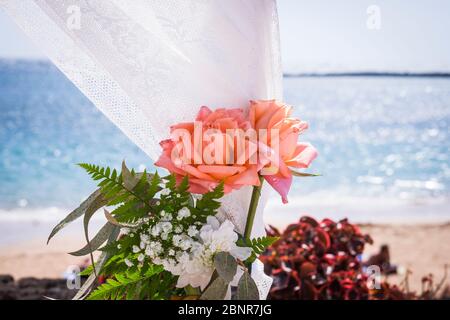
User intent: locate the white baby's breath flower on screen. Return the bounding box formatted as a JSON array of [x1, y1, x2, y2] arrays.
[[153, 257, 162, 265], [132, 245, 140, 253], [140, 234, 149, 243], [151, 225, 161, 237], [145, 247, 154, 257], [174, 225, 183, 233], [177, 207, 191, 220], [187, 226, 198, 237], [160, 222, 172, 233], [172, 234, 182, 247], [160, 188, 171, 196], [150, 241, 162, 253], [145, 241, 162, 258], [124, 259, 133, 267], [138, 254, 145, 262], [168, 249, 175, 256], [121, 228, 130, 235]]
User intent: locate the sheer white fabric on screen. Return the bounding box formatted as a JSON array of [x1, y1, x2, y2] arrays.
[[1, 0, 283, 298]]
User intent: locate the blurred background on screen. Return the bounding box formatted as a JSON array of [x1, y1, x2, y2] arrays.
[[0, 0, 449, 291]]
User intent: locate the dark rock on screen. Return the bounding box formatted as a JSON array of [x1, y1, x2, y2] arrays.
[[0, 275, 14, 285], [17, 277, 41, 288], [0, 275, 78, 300], [0, 284, 18, 300], [18, 287, 46, 300], [43, 278, 67, 289]]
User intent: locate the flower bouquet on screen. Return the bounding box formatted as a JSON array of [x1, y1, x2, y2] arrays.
[[48, 100, 318, 300]]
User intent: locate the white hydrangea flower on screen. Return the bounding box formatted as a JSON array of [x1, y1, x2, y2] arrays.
[[162, 260, 179, 275], [179, 239, 193, 250], [174, 216, 252, 290]]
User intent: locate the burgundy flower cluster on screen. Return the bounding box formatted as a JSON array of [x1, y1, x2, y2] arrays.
[[261, 216, 374, 300], [261, 216, 449, 300]]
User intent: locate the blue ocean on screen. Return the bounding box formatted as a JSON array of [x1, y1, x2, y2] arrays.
[[1, 60, 449, 224]]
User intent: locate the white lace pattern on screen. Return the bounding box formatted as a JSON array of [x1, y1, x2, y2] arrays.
[[1, 0, 283, 299]]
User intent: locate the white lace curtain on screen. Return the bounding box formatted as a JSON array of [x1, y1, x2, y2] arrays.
[[0, 0, 283, 298]]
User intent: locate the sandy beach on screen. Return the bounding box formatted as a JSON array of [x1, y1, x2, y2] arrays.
[[361, 223, 450, 294], [0, 220, 449, 295]]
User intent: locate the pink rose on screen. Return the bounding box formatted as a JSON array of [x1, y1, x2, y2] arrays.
[[155, 106, 267, 194], [249, 100, 318, 203]]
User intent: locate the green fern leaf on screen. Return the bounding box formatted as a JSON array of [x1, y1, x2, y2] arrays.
[[237, 236, 279, 263], [87, 266, 164, 300]]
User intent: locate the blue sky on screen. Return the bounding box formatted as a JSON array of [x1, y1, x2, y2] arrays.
[[1, 0, 450, 73]]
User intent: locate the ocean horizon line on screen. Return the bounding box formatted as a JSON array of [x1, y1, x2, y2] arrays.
[[284, 71, 450, 78], [1, 58, 450, 78]]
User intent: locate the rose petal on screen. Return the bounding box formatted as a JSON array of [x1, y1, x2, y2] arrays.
[[285, 143, 318, 168], [264, 172, 293, 204]]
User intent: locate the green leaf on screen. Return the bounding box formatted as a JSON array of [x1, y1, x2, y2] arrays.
[[290, 169, 322, 177], [78, 163, 139, 204], [236, 271, 259, 300], [199, 277, 228, 300], [122, 160, 139, 190], [237, 236, 279, 264], [47, 189, 105, 244], [147, 171, 161, 198], [177, 175, 190, 193], [72, 226, 120, 300], [83, 192, 109, 275], [194, 181, 224, 222], [103, 209, 140, 228], [79, 265, 93, 277], [69, 222, 115, 256], [87, 266, 164, 300], [214, 252, 237, 283]]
